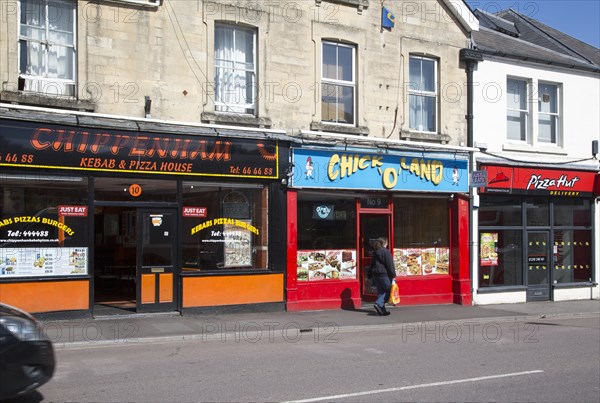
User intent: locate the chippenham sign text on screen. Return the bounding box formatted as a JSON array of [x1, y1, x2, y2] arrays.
[[0, 120, 278, 179]]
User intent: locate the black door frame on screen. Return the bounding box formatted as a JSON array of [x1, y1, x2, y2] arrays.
[[525, 230, 551, 301], [136, 208, 178, 313], [357, 196, 393, 300], [92, 201, 179, 314]]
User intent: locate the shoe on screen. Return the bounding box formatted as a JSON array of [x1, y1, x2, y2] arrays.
[[382, 310, 391, 316], [373, 304, 384, 315]]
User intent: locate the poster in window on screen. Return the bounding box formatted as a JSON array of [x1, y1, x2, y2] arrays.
[[0, 247, 88, 277], [435, 247, 450, 274], [394, 248, 422, 276], [296, 249, 356, 281], [223, 221, 252, 267], [394, 247, 450, 276], [421, 248, 436, 275], [480, 233, 498, 266]]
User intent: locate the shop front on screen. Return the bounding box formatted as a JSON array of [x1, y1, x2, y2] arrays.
[[475, 164, 598, 304], [0, 116, 289, 316], [286, 146, 472, 311]]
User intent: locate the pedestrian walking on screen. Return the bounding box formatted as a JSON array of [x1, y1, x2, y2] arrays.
[[368, 237, 396, 316]]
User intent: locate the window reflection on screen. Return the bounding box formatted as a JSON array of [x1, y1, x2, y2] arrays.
[[479, 197, 522, 226], [479, 230, 523, 287], [554, 199, 591, 227], [181, 183, 267, 272], [525, 198, 549, 226], [553, 229, 591, 283], [297, 193, 356, 250]]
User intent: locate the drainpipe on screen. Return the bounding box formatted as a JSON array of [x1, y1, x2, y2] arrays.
[[460, 48, 483, 304], [460, 49, 482, 152]]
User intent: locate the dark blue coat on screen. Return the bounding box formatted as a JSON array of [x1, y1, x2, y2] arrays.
[[369, 247, 396, 281]]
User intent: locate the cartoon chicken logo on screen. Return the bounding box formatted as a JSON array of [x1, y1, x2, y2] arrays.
[[305, 156, 314, 179], [452, 166, 460, 186]]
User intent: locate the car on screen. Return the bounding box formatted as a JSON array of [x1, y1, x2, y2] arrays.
[[0, 303, 55, 400]]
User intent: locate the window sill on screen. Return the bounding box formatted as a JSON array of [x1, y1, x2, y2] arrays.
[[502, 142, 567, 155], [477, 286, 527, 293], [553, 282, 597, 289], [315, 0, 369, 12], [0, 275, 92, 283], [310, 121, 370, 136], [104, 0, 161, 8], [180, 269, 275, 276], [201, 112, 272, 128], [0, 91, 96, 112], [400, 130, 452, 144]]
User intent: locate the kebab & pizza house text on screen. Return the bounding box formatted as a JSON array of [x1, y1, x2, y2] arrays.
[[0, 118, 287, 315]]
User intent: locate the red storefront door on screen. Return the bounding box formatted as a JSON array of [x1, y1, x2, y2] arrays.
[[358, 213, 392, 300]]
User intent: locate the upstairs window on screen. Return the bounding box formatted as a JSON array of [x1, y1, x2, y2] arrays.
[[214, 23, 257, 115], [321, 41, 355, 125], [538, 82, 560, 144], [18, 0, 76, 97], [409, 56, 437, 133], [506, 78, 561, 146], [506, 78, 529, 142]]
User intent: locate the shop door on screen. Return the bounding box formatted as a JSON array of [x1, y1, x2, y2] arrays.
[[137, 209, 177, 312], [359, 214, 391, 299], [526, 231, 551, 301]]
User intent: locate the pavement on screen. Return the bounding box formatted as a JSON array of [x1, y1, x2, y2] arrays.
[[36, 299, 600, 349]]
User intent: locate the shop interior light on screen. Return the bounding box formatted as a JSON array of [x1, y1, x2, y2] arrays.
[[182, 182, 263, 189]]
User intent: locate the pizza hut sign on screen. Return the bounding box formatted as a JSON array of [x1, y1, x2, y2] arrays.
[[527, 174, 579, 190], [483, 165, 595, 197]]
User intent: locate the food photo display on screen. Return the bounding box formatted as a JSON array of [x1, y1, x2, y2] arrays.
[[297, 249, 357, 282], [393, 247, 450, 276]]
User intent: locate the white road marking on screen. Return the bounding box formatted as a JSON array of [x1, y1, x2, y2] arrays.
[[282, 370, 544, 403]]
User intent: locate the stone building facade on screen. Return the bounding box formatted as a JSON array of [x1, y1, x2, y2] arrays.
[[0, 0, 480, 315], [2, 0, 476, 143]]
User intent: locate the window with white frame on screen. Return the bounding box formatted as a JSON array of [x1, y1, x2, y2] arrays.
[[506, 78, 530, 142], [18, 0, 76, 97], [538, 82, 560, 144], [408, 56, 437, 133], [214, 23, 257, 115], [108, 0, 161, 6], [321, 41, 355, 125]]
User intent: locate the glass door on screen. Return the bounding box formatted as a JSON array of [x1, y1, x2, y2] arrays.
[[526, 231, 551, 301], [137, 209, 177, 312], [359, 214, 391, 299]]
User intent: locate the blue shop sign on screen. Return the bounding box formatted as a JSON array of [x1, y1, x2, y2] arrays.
[[291, 148, 468, 192]]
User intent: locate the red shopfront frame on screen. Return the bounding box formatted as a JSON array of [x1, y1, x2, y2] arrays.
[[285, 191, 472, 311], [481, 165, 597, 197], [285, 191, 362, 311]]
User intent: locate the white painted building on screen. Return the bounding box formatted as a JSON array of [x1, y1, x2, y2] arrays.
[[469, 9, 600, 304]]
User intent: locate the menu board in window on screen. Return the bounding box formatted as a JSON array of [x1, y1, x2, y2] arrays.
[[296, 249, 357, 281], [0, 247, 88, 277], [393, 247, 450, 276], [223, 221, 252, 268]]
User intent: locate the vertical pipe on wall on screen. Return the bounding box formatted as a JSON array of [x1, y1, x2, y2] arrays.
[[460, 49, 483, 303]]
